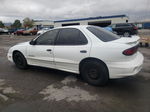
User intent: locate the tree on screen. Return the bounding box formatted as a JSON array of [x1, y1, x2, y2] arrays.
[[12, 20, 22, 29], [0, 21, 5, 28], [23, 17, 34, 28]]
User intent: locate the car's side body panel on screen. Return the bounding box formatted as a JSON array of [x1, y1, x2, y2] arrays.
[[26, 45, 55, 69]]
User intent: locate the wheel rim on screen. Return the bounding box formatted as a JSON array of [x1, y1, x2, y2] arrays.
[[14, 54, 24, 66], [87, 68, 99, 79], [124, 32, 130, 37]]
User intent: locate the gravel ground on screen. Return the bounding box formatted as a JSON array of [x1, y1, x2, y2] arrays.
[[138, 29, 150, 38], [0, 34, 150, 112]]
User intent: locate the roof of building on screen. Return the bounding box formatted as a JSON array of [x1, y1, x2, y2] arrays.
[[54, 15, 128, 23], [33, 20, 53, 22]]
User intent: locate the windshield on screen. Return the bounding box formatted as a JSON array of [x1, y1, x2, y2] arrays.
[[87, 26, 120, 42]]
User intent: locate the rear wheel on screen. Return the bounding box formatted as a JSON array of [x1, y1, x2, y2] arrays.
[[80, 60, 109, 86], [145, 43, 149, 47], [13, 52, 28, 69], [123, 32, 130, 37]]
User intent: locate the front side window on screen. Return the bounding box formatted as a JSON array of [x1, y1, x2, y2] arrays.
[[87, 26, 120, 42], [35, 30, 59, 45], [55, 28, 88, 45]]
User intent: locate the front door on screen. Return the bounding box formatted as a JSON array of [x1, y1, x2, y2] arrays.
[[27, 29, 59, 68]]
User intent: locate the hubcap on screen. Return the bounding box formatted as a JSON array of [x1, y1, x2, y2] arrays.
[[124, 32, 129, 37], [87, 69, 99, 79], [14, 54, 23, 66]]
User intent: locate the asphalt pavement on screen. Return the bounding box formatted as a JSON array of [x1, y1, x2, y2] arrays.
[[0, 35, 150, 112]]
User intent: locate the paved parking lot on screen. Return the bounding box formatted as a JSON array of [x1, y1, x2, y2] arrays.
[[0, 35, 150, 112]]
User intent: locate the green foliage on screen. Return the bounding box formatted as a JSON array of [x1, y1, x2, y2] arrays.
[[23, 17, 34, 28], [12, 20, 22, 29], [0, 21, 5, 28]]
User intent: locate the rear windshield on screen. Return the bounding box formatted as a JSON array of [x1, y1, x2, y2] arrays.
[[87, 26, 120, 42]]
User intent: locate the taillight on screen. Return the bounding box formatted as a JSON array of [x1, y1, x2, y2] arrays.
[[123, 45, 138, 56]]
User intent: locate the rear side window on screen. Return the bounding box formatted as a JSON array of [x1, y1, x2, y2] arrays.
[[56, 28, 88, 45], [87, 26, 120, 42]]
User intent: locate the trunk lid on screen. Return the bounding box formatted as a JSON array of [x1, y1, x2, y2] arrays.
[[112, 35, 140, 46]]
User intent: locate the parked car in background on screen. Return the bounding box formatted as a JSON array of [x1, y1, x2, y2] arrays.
[[0, 28, 8, 34], [109, 23, 138, 37], [7, 25, 143, 86], [8, 29, 17, 34], [14, 29, 25, 35], [37, 28, 51, 35], [23, 28, 38, 35]]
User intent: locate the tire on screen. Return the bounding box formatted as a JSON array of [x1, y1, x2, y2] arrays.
[[145, 43, 149, 47], [80, 60, 109, 86], [13, 52, 28, 69], [139, 42, 143, 47], [123, 32, 130, 37]]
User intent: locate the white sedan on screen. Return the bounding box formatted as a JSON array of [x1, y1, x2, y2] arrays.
[[7, 25, 144, 86]]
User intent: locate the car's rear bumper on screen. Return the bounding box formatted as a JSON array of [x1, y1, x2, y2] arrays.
[[107, 52, 144, 79]]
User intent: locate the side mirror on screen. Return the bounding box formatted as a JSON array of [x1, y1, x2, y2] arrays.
[[30, 40, 36, 45]]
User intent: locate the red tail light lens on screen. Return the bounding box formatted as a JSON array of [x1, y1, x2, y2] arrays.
[[123, 45, 138, 56]]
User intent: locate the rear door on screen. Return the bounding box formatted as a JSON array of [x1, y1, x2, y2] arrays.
[[54, 28, 91, 73]]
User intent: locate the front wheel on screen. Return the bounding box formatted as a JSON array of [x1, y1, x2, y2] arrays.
[[80, 60, 109, 86], [13, 52, 28, 69]]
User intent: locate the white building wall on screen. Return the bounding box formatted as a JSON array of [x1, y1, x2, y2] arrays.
[[33, 21, 54, 27], [80, 21, 88, 25], [34, 16, 129, 28], [111, 17, 128, 24], [54, 17, 128, 27]]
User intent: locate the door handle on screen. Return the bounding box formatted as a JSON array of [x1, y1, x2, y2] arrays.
[[80, 50, 87, 53], [47, 49, 52, 52]]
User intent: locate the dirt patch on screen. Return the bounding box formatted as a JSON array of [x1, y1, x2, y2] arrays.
[[0, 79, 18, 102], [40, 76, 99, 102]]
